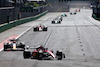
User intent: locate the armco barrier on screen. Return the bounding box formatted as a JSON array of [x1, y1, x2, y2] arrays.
[[92, 14, 100, 21], [0, 10, 48, 33]]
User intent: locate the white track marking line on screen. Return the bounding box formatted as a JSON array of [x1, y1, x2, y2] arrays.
[[15, 26, 33, 39]]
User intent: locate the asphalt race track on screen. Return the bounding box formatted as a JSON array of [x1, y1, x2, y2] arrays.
[[0, 9, 100, 67]]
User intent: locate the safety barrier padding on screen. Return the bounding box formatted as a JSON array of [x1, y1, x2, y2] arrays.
[[0, 10, 48, 33]]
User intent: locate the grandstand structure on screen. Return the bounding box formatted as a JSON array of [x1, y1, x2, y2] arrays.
[[46, 0, 97, 12], [69, 1, 91, 8], [47, 1, 69, 12]]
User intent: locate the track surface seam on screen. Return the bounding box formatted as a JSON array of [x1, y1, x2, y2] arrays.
[[44, 27, 55, 47], [33, 27, 55, 67]]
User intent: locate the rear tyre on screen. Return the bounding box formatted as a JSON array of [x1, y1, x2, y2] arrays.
[[4, 43, 8, 51], [52, 21, 55, 24], [61, 19, 62, 21], [64, 54, 65, 58], [34, 28, 39, 31], [57, 56, 62, 60], [56, 51, 62, 60], [59, 21, 61, 24], [34, 28, 37, 31], [4, 45, 7, 51], [21, 45, 25, 50], [43, 27, 47, 31]]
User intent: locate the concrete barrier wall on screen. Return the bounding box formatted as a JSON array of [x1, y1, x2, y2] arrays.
[[0, 6, 47, 24], [0, 10, 48, 33], [46, 1, 91, 12]]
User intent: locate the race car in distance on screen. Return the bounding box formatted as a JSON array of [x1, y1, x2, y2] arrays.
[[61, 14, 67, 17], [4, 39, 25, 51], [52, 16, 62, 24], [76, 9, 80, 12], [33, 24, 47, 31], [23, 45, 65, 60], [70, 12, 77, 15]]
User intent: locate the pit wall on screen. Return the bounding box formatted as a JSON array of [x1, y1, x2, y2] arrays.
[[0, 5, 47, 24]]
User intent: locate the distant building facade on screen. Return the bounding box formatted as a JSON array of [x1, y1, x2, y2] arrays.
[[28, 0, 45, 1], [0, 0, 27, 7], [92, 1, 100, 17], [0, 0, 13, 7]]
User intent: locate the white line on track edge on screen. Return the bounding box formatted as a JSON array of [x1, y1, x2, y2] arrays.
[[0, 26, 33, 52], [0, 48, 4, 52], [0, 16, 49, 52], [15, 26, 33, 39]]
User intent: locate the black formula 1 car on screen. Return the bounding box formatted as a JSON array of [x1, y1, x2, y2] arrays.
[[4, 39, 25, 51], [61, 14, 67, 17], [23, 45, 65, 60], [33, 24, 47, 31], [70, 12, 77, 15], [52, 16, 62, 24]]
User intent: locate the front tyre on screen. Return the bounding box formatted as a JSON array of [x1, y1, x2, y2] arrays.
[[43, 27, 47, 31], [4, 43, 8, 51], [23, 51, 31, 58]]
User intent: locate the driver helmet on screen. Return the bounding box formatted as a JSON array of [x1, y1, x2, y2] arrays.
[[26, 46, 29, 50], [58, 50, 62, 52]]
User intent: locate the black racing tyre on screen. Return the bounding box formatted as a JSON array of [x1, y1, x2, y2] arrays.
[[57, 56, 62, 60], [19, 43, 25, 50], [59, 21, 61, 24], [4, 43, 9, 51], [56, 51, 62, 60], [21, 45, 25, 50], [52, 21, 55, 24], [62, 53, 65, 58], [61, 19, 62, 21], [64, 54, 65, 58], [4, 45, 7, 51], [23, 51, 31, 58], [37, 28, 39, 31], [34, 28, 37, 31], [43, 27, 47, 31], [34, 28, 39, 31]]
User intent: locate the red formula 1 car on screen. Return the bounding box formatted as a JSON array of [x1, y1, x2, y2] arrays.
[[76, 9, 80, 12], [23, 45, 65, 60], [4, 39, 25, 51], [33, 24, 47, 31]]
